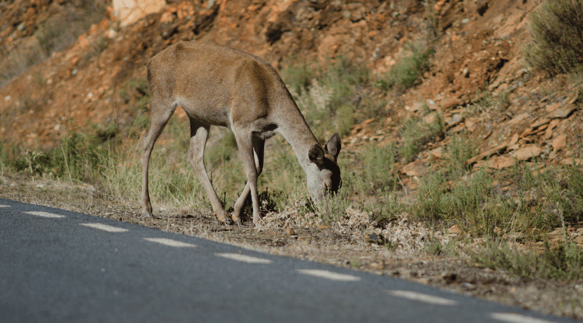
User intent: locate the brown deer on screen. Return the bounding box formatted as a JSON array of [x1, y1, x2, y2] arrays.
[[141, 42, 342, 226]]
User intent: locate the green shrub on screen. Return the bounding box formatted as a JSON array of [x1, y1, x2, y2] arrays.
[[376, 42, 434, 91], [470, 239, 583, 280], [399, 114, 444, 163], [524, 0, 583, 75]]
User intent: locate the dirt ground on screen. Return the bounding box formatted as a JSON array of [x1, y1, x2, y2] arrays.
[[2, 174, 582, 320]]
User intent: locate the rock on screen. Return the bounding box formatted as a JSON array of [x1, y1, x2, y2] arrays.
[[448, 225, 462, 234], [423, 112, 438, 124], [552, 135, 567, 151], [529, 117, 550, 129], [430, 147, 444, 159], [447, 113, 463, 127], [466, 144, 508, 165], [487, 156, 515, 169], [550, 104, 577, 119], [364, 232, 386, 245], [512, 145, 542, 161], [285, 228, 296, 236], [546, 102, 561, 113], [402, 159, 429, 177]]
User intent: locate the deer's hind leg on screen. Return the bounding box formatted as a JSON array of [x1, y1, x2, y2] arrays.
[[232, 136, 264, 225], [187, 119, 230, 224], [141, 99, 176, 218]]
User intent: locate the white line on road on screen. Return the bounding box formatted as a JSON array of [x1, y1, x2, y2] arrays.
[[387, 290, 457, 306], [296, 269, 361, 281], [216, 253, 272, 264], [491, 313, 556, 323], [0, 204, 10, 207], [144, 238, 196, 248], [24, 211, 65, 218], [81, 223, 128, 233]]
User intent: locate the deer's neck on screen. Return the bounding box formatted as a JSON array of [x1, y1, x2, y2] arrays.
[[276, 102, 320, 172]]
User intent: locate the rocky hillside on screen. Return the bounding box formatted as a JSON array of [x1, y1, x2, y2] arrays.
[[1, 0, 581, 169]]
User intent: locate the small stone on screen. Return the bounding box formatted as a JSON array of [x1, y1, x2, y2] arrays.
[[550, 104, 577, 119], [552, 135, 567, 151], [285, 228, 296, 236], [423, 112, 437, 124], [448, 225, 462, 234], [487, 156, 515, 169], [4, 96, 10, 102], [512, 145, 542, 161], [402, 159, 429, 177], [447, 114, 463, 127], [546, 102, 561, 113], [364, 232, 386, 245], [430, 147, 444, 159]]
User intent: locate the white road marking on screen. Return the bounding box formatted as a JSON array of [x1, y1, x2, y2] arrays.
[[81, 223, 128, 233], [24, 211, 65, 218], [0, 204, 10, 207], [215, 253, 272, 264], [388, 290, 457, 306], [296, 269, 361, 281], [491, 313, 556, 323], [144, 238, 196, 248]]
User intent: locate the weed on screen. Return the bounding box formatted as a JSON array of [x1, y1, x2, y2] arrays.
[[470, 239, 583, 280], [376, 42, 434, 92], [424, 238, 443, 255], [281, 64, 315, 95], [399, 114, 444, 163], [35, 1, 106, 57], [524, 0, 583, 75], [446, 134, 477, 178]]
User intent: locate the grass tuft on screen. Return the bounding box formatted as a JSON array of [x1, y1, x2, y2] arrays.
[[524, 0, 583, 75]]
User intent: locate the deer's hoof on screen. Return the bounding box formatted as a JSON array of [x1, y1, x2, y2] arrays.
[[214, 212, 232, 224], [232, 216, 242, 226]]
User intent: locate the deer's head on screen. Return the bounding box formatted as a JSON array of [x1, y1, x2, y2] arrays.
[[306, 133, 342, 206]]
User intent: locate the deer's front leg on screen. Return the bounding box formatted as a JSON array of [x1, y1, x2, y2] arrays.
[[188, 121, 230, 224], [141, 100, 176, 218], [233, 130, 262, 227], [233, 137, 264, 225]]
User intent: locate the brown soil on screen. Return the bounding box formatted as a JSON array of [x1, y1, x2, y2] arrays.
[[1, 0, 583, 319]]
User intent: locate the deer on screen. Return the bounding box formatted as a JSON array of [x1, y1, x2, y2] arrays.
[[141, 42, 342, 227]]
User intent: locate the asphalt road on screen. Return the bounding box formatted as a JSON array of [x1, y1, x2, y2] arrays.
[[0, 198, 576, 323]]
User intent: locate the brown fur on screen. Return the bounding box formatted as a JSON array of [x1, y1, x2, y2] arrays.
[[141, 42, 341, 227]]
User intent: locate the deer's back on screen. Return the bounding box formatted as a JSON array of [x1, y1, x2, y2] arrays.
[[148, 42, 289, 129]]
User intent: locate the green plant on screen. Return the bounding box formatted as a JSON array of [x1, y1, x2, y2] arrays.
[[376, 42, 435, 91], [446, 134, 477, 178], [524, 0, 583, 75], [399, 114, 444, 163], [470, 239, 583, 280]]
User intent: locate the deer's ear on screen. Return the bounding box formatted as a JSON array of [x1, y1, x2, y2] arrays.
[[308, 144, 325, 166], [325, 133, 341, 160]]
